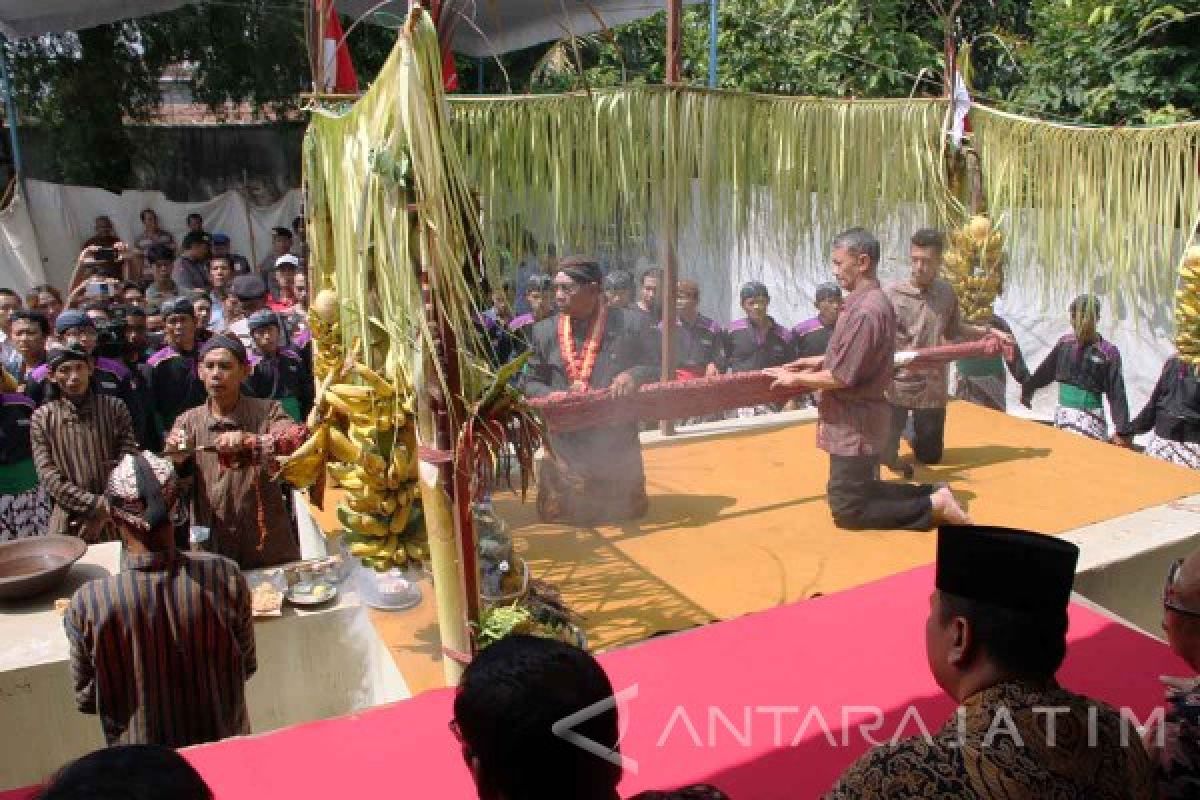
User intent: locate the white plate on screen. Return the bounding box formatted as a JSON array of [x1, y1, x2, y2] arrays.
[[361, 582, 422, 611]]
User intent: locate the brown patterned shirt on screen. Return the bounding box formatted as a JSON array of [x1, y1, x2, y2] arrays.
[[170, 395, 302, 569], [817, 284, 896, 457], [826, 680, 1156, 799], [64, 550, 256, 747], [30, 392, 140, 541], [886, 278, 973, 409]]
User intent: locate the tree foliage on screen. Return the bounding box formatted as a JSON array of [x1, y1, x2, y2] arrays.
[[1010, 1, 1200, 124], [510, 0, 1198, 125], [4, 0, 1197, 191], [4, 1, 398, 189]]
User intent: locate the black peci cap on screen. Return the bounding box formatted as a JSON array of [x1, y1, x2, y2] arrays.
[[937, 525, 1079, 613]]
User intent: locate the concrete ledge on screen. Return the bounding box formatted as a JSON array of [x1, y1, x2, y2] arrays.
[[1065, 494, 1200, 637], [640, 408, 818, 448]]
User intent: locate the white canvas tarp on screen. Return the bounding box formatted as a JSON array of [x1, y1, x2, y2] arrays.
[[343, 1, 704, 58], [2, 0, 698, 58], [0, 179, 302, 292], [0, 0, 189, 39]]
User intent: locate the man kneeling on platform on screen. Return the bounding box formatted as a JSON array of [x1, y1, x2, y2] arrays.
[[765, 228, 970, 530], [826, 525, 1155, 799], [522, 256, 659, 525]]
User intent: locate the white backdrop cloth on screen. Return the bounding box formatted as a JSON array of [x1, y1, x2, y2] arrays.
[[0, 179, 303, 293], [0, 177, 1181, 426]]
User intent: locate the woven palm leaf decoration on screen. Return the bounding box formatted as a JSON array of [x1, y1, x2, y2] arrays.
[[943, 214, 1005, 324]]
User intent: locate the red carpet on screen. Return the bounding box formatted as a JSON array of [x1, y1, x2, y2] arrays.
[[4, 565, 1185, 799]]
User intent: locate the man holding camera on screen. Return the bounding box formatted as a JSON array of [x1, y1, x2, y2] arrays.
[[68, 243, 133, 298], [24, 311, 154, 448]]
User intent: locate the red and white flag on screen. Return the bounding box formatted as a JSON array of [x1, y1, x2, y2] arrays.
[[949, 67, 972, 149], [317, 0, 359, 94], [442, 49, 459, 92]]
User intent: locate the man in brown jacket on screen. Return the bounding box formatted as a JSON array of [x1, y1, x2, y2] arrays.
[[31, 345, 139, 541], [165, 334, 307, 569], [884, 228, 1012, 476]]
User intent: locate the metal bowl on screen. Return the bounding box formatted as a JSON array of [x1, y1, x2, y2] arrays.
[[0, 535, 88, 601]]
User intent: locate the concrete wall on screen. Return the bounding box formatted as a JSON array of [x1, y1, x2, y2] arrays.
[[0, 540, 406, 791], [9, 123, 304, 203]]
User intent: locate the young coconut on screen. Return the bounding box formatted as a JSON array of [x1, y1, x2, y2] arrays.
[[313, 288, 340, 324]]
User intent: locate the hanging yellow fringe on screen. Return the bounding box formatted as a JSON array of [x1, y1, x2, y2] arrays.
[[971, 104, 1200, 303], [450, 88, 949, 270]]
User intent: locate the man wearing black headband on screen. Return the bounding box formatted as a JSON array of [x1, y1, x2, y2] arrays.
[[243, 310, 313, 422], [30, 346, 139, 540], [1022, 294, 1132, 445], [603, 270, 636, 311], [64, 451, 256, 747], [827, 525, 1155, 798], [164, 334, 308, 568], [148, 297, 207, 433], [25, 310, 151, 448], [725, 281, 796, 416], [792, 282, 843, 360], [522, 256, 659, 523]]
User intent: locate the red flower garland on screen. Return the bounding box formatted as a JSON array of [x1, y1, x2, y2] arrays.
[[558, 304, 608, 390]]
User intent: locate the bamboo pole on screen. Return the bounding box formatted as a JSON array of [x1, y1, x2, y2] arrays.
[[414, 241, 472, 685], [659, 0, 683, 436]]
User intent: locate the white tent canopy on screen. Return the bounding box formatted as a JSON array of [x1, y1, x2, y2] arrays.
[[1, 1, 698, 58], [343, 1, 702, 59], [0, 0, 189, 39]]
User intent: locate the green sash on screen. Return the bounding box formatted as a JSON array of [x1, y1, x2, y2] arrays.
[[280, 395, 303, 423], [955, 356, 1005, 379], [1059, 383, 1103, 410], [0, 458, 38, 495]]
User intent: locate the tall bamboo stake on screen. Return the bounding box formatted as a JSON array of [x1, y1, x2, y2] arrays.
[[659, 0, 683, 436], [414, 236, 473, 685]]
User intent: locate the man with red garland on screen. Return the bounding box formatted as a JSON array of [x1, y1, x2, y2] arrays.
[[522, 257, 659, 524]]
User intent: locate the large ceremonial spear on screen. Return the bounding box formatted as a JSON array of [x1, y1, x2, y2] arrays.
[[529, 337, 1013, 433]]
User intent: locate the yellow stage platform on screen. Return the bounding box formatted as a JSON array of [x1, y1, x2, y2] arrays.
[[338, 401, 1200, 693]]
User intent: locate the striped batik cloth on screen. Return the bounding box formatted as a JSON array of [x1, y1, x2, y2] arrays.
[[64, 549, 256, 747]]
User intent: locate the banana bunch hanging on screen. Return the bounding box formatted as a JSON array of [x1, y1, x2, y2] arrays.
[[278, 290, 428, 571], [1174, 245, 1200, 365], [280, 366, 427, 570], [943, 214, 1006, 324]]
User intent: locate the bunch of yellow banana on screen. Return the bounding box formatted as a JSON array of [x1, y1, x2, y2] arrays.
[[317, 362, 427, 571], [943, 214, 1006, 324], [1174, 245, 1200, 365]]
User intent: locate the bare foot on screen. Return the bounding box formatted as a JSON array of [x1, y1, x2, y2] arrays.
[[932, 487, 973, 526]]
